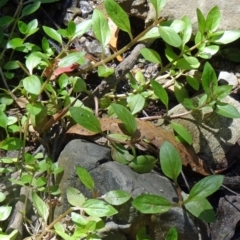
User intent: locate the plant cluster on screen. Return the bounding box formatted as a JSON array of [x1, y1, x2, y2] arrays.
[[0, 0, 240, 239]]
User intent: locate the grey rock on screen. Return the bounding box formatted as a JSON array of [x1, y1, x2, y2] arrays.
[[160, 96, 240, 168], [79, 1, 93, 18], [55, 139, 208, 240], [218, 71, 238, 89]]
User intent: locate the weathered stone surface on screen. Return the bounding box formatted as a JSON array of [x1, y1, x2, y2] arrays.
[[160, 96, 240, 168], [55, 139, 207, 240]]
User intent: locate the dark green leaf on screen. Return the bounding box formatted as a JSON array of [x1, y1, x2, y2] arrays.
[[0, 137, 23, 150], [132, 194, 171, 214], [149, 0, 166, 19], [186, 76, 199, 90], [83, 199, 118, 217], [104, 0, 132, 39], [181, 15, 192, 45], [171, 122, 193, 145], [159, 26, 182, 47], [212, 85, 232, 100], [196, 8, 206, 35], [21, 1, 41, 18], [43, 26, 62, 44], [76, 166, 95, 190], [215, 102, 240, 118], [92, 9, 111, 47], [98, 65, 114, 77], [136, 227, 148, 240], [205, 6, 221, 32], [159, 141, 182, 182], [0, 0, 8, 8], [174, 81, 189, 103], [0, 16, 14, 27], [129, 155, 157, 173], [73, 77, 87, 92], [140, 48, 161, 64], [103, 190, 131, 205], [32, 192, 49, 222], [70, 107, 101, 133], [187, 175, 224, 201], [58, 51, 85, 67], [185, 198, 216, 223], [67, 187, 85, 207], [182, 98, 196, 110], [151, 80, 168, 109], [127, 94, 145, 115], [166, 227, 178, 240], [0, 110, 8, 129], [23, 75, 42, 95], [111, 103, 137, 136]]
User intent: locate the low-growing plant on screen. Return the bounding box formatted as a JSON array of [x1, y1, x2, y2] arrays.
[[0, 0, 240, 238]]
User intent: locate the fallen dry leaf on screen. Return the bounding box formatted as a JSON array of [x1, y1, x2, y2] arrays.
[[67, 118, 211, 175]]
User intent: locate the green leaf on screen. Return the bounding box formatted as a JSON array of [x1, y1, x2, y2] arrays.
[[67, 21, 76, 37], [138, 27, 160, 41], [132, 194, 171, 214], [72, 77, 87, 93], [73, 19, 92, 40], [129, 155, 157, 173], [21, 1, 41, 18], [0, 0, 8, 8], [26, 19, 39, 37], [174, 81, 189, 103], [32, 192, 49, 222], [3, 60, 19, 70], [211, 30, 240, 44], [0, 16, 14, 27], [26, 54, 41, 75], [104, 0, 132, 39], [187, 175, 224, 201], [166, 227, 178, 240], [151, 80, 168, 109], [196, 8, 206, 35], [58, 51, 85, 67], [26, 102, 44, 116], [186, 76, 199, 90], [0, 192, 6, 203], [76, 166, 95, 190], [127, 94, 145, 115], [198, 45, 219, 59], [171, 122, 193, 145], [58, 74, 69, 89], [70, 107, 102, 133], [205, 6, 221, 32], [201, 62, 217, 96], [215, 102, 240, 118], [111, 103, 137, 136], [43, 26, 62, 44], [0, 137, 23, 150], [0, 110, 8, 129], [92, 9, 111, 47], [97, 65, 114, 77], [149, 0, 166, 19], [159, 141, 182, 182], [103, 190, 131, 205], [181, 15, 192, 45], [212, 85, 232, 100], [182, 98, 196, 110], [184, 198, 216, 223], [140, 48, 161, 64], [82, 199, 118, 217], [111, 143, 134, 164], [136, 227, 148, 240], [159, 26, 182, 47], [67, 187, 85, 207], [0, 206, 12, 221], [23, 75, 42, 95], [6, 38, 24, 49]]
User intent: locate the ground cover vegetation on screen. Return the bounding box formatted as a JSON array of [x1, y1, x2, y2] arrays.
[[1, 0, 240, 239]]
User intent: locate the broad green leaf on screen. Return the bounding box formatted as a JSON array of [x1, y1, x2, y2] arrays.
[[26, 103, 44, 116], [72, 77, 87, 92], [73, 19, 92, 40], [184, 198, 216, 223], [3, 60, 19, 70], [0, 16, 14, 27], [205, 6, 221, 32], [104, 0, 132, 39], [140, 48, 161, 64], [181, 15, 192, 45], [187, 175, 224, 201], [103, 190, 131, 205], [174, 81, 189, 103], [166, 227, 178, 240], [149, 0, 166, 19], [159, 26, 182, 47], [212, 85, 232, 100], [111, 103, 137, 136], [32, 192, 49, 222], [76, 166, 95, 190], [0, 110, 8, 129], [0, 192, 6, 203], [43, 26, 62, 44], [70, 107, 101, 133], [67, 21, 76, 37], [183, 55, 200, 68], [58, 51, 85, 67], [132, 194, 171, 214], [186, 76, 199, 90], [159, 141, 182, 182], [215, 102, 240, 118], [111, 143, 134, 164], [211, 30, 240, 44], [138, 27, 160, 41], [26, 54, 41, 74], [182, 98, 196, 110], [127, 94, 145, 115], [6, 38, 24, 49], [0, 137, 23, 150], [198, 45, 219, 59], [20, 1, 41, 18], [151, 80, 168, 109], [164, 19, 186, 33], [26, 19, 39, 36], [0, 206, 12, 221], [196, 8, 206, 35], [82, 199, 118, 217], [54, 222, 73, 240], [97, 65, 114, 77], [23, 75, 42, 95], [67, 187, 85, 207], [171, 122, 192, 145], [135, 71, 146, 85], [129, 155, 157, 173], [201, 62, 217, 96], [92, 9, 111, 47], [165, 46, 178, 61], [58, 74, 69, 89]]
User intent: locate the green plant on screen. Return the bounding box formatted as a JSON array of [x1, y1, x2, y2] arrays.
[[0, 0, 240, 238]]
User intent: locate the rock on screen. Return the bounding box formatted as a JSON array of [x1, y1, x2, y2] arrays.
[[218, 71, 238, 89], [160, 96, 240, 169], [55, 139, 208, 240]]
